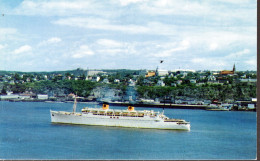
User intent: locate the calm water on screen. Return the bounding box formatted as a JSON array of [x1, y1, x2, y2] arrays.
[[0, 101, 256, 160]]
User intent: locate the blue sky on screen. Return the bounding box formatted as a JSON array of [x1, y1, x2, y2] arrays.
[[0, 0, 257, 72]]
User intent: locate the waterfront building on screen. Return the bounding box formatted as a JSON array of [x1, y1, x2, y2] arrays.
[[19, 93, 33, 99], [0, 94, 20, 100], [37, 94, 49, 100]]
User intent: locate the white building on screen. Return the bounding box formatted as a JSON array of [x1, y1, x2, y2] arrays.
[[92, 76, 100, 82], [177, 80, 182, 85], [37, 94, 48, 100], [128, 79, 136, 86], [87, 70, 106, 76], [0, 94, 20, 100], [190, 79, 196, 84], [240, 78, 257, 83], [156, 70, 169, 76], [157, 80, 165, 86], [170, 69, 196, 73], [114, 79, 120, 83], [208, 75, 216, 81], [103, 79, 109, 84]]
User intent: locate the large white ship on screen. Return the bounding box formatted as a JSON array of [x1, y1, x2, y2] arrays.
[[50, 98, 190, 131]]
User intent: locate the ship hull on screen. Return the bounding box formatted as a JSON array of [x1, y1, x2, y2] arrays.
[[50, 111, 190, 131]]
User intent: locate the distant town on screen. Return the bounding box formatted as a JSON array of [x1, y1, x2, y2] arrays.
[[0, 65, 257, 111]]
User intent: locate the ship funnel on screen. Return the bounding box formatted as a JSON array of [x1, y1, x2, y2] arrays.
[[128, 106, 134, 111], [102, 104, 109, 110]]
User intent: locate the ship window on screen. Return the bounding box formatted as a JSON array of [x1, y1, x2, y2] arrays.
[[110, 117, 112, 118], [52, 114, 54, 116]]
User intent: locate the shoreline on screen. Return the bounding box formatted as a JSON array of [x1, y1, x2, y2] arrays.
[[0, 99, 256, 111]]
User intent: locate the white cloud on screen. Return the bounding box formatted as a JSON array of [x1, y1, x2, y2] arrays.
[[191, 58, 228, 70], [245, 59, 256, 66], [139, 0, 211, 16], [47, 37, 62, 43], [97, 49, 127, 55], [2, 0, 256, 71], [95, 39, 136, 56], [13, 45, 32, 54], [0, 44, 6, 50], [186, 30, 255, 51], [13, 0, 102, 16], [53, 16, 256, 51], [38, 37, 62, 46], [209, 43, 218, 51], [154, 40, 190, 57], [226, 49, 250, 58], [139, 0, 256, 22], [0, 28, 17, 35], [217, 0, 252, 4], [72, 45, 94, 58], [53, 18, 180, 36], [117, 0, 147, 6], [96, 39, 123, 48], [53, 17, 149, 34], [0, 28, 17, 41]]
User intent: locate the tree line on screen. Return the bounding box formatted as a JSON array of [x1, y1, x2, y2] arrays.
[[136, 83, 256, 102]]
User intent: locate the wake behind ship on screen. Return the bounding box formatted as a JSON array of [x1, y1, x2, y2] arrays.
[[50, 97, 190, 131]]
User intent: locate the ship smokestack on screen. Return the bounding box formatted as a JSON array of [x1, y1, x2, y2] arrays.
[[102, 104, 109, 110]]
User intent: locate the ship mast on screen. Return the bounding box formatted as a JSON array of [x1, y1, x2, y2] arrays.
[[72, 94, 77, 113]]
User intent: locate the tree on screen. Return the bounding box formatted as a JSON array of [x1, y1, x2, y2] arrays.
[[136, 76, 145, 86], [1, 87, 7, 94], [14, 73, 21, 81]]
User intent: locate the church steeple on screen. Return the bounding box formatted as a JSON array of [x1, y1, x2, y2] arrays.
[[233, 63, 236, 72]]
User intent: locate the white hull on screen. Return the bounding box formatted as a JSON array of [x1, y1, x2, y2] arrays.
[[50, 111, 190, 131]]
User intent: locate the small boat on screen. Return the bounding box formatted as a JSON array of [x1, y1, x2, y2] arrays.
[[206, 104, 229, 111], [50, 96, 190, 131]]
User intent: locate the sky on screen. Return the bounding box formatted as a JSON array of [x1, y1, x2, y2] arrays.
[[0, 0, 257, 72]]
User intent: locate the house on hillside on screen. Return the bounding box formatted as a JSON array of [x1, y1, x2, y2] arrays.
[[157, 80, 165, 86], [145, 71, 156, 77], [103, 79, 109, 84]]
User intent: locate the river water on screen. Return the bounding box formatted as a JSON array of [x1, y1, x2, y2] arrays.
[[0, 101, 256, 160]]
